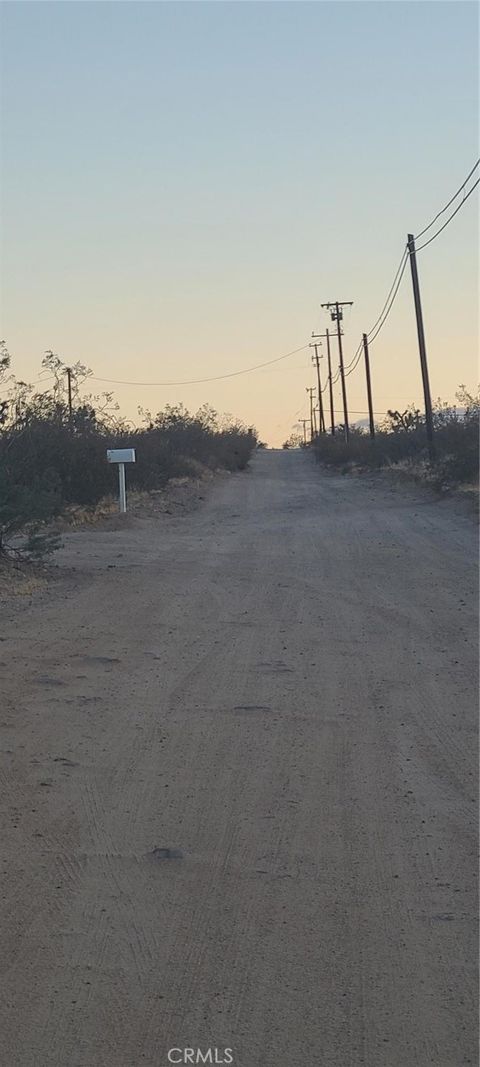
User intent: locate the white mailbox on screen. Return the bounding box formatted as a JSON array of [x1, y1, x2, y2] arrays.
[[106, 448, 136, 512], [107, 448, 136, 464]]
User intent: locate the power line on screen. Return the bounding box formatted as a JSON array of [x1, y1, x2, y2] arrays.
[[367, 252, 410, 345], [342, 169, 477, 370], [359, 172, 477, 362], [339, 250, 408, 378], [344, 339, 363, 371], [344, 349, 363, 379], [18, 164, 480, 415], [414, 178, 480, 252], [415, 158, 480, 240], [341, 162, 479, 376], [87, 344, 310, 387], [366, 248, 409, 339], [335, 408, 388, 416]]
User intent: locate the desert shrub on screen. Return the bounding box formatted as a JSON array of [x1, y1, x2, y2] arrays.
[[282, 433, 304, 449], [312, 389, 479, 485], [2, 417, 119, 506], [0, 354, 257, 557], [0, 467, 62, 557]]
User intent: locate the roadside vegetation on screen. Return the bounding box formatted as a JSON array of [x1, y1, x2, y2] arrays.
[[0, 345, 257, 560], [309, 389, 479, 489], [282, 432, 307, 450]]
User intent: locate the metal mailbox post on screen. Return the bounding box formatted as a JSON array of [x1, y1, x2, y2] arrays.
[[106, 448, 136, 513]]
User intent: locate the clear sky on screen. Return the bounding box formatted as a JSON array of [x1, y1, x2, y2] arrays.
[[1, 1, 478, 445]]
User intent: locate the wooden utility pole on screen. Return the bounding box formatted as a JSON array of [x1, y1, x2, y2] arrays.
[[325, 329, 335, 436], [362, 334, 375, 439], [407, 234, 435, 460], [306, 387, 316, 442], [309, 343, 326, 432], [311, 329, 337, 435], [321, 302, 353, 440], [299, 419, 309, 445]]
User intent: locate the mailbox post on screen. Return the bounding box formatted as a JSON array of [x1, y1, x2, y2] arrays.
[[118, 462, 127, 513], [106, 448, 136, 513]]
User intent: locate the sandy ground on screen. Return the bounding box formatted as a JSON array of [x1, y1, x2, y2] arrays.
[[0, 449, 477, 1067]]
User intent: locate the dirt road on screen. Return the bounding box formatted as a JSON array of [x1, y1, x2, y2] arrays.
[[0, 450, 477, 1067]]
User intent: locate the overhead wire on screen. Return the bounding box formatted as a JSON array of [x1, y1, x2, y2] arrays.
[[15, 164, 480, 417], [414, 177, 480, 252], [334, 408, 388, 416], [364, 170, 477, 349], [415, 158, 480, 240], [366, 247, 409, 339], [366, 251, 410, 347], [322, 252, 408, 394], [344, 349, 363, 379], [66, 165, 480, 399], [88, 343, 310, 388], [339, 160, 479, 375], [344, 338, 363, 370]]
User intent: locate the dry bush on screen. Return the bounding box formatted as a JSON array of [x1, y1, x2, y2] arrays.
[[0, 357, 257, 559], [312, 390, 479, 486]]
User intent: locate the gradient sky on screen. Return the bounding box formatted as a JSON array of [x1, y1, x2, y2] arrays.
[[1, 1, 478, 444]]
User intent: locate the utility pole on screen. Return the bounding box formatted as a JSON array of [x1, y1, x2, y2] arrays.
[[325, 329, 335, 437], [299, 419, 309, 446], [312, 330, 336, 435], [309, 343, 326, 433], [362, 334, 375, 439], [306, 387, 316, 442], [66, 367, 73, 428], [407, 234, 435, 460], [321, 301, 353, 440]]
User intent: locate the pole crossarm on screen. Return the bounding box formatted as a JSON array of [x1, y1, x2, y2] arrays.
[[311, 331, 343, 338]]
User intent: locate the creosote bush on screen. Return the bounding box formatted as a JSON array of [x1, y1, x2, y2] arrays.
[[0, 350, 257, 559], [311, 390, 479, 486]]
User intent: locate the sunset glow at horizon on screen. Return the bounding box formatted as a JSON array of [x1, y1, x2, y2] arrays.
[[1, 1, 478, 445]]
